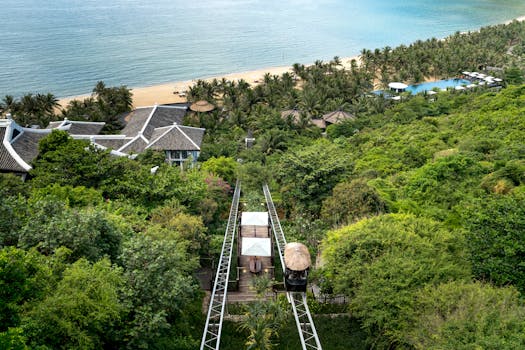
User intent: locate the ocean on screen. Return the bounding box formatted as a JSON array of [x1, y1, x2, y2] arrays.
[[1, 0, 524, 98]]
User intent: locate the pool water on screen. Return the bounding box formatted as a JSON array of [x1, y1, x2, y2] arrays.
[[405, 79, 471, 94]]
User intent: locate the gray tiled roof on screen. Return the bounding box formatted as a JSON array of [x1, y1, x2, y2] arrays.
[[120, 106, 187, 139], [180, 126, 205, 148], [93, 138, 129, 150], [119, 136, 148, 154], [46, 121, 63, 129], [0, 127, 26, 172], [147, 125, 204, 151], [149, 106, 186, 128], [11, 130, 48, 164], [120, 108, 154, 137], [66, 121, 105, 135]]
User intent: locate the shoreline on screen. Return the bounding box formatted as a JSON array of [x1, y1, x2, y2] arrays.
[[58, 57, 360, 109], [58, 14, 525, 109]]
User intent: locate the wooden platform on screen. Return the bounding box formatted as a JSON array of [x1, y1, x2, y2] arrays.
[[228, 255, 273, 303]]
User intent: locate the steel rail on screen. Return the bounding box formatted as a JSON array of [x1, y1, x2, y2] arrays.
[[200, 180, 241, 350], [262, 184, 322, 350]]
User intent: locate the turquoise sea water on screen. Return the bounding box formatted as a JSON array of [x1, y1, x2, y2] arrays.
[[1, 0, 525, 98]]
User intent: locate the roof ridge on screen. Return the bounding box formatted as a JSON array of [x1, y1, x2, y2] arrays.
[[2, 122, 31, 171], [145, 125, 176, 150], [117, 134, 142, 152], [139, 105, 158, 135], [176, 125, 200, 150], [176, 125, 205, 131], [65, 120, 105, 125], [156, 105, 188, 110]]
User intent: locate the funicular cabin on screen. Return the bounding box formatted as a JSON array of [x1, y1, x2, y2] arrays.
[[284, 242, 311, 292], [238, 212, 274, 277]]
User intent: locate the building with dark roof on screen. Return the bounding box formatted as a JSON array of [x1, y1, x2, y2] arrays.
[[83, 104, 204, 165], [0, 118, 62, 178], [0, 104, 205, 176]]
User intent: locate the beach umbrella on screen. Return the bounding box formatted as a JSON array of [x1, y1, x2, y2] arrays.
[[322, 110, 356, 124], [466, 84, 477, 88], [462, 71, 471, 75], [455, 86, 466, 90], [426, 90, 437, 95], [190, 100, 215, 112], [494, 78, 503, 82]]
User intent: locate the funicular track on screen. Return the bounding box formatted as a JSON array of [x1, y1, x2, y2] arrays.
[[200, 180, 241, 350], [263, 184, 322, 350], [200, 182, 321, 350]]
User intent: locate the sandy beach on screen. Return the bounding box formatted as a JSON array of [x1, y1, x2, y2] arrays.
[[57, 14, 525, 110], [58, 56, 360, 109]]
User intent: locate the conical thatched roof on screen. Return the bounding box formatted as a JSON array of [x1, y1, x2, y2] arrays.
[[281, 109, 302, 123], [284, 242, 311, 271], [190, 100, 215, 112], [311, 119, 327, 129], [322, 110, 355, 124]]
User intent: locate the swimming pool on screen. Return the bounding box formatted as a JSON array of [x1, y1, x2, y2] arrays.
[[405, 79, 471, 94]]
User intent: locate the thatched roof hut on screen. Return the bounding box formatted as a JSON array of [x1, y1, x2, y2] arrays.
[[281, 109, 302, 123], [284, 242, 311, 271], [190, 100, 215, 112], [322, 110, 355, 125]]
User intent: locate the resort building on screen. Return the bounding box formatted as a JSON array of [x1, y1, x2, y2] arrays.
[[0, 104, 205, 176]]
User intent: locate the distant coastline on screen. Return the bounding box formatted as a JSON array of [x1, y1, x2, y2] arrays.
[[58, 15, 525, 109]]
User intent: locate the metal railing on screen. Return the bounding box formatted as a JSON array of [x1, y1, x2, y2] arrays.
[[263, 184, 322, 350], [200, 180, 241, 350]]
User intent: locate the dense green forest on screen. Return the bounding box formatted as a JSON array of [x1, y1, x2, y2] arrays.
[[1, 20, 525, 349]]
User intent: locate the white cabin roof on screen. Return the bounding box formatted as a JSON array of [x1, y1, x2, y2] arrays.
[[241, 212, 268, 226], [241, 237, 272, 257]]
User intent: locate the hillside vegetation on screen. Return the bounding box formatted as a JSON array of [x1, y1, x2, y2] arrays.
[[1, 20, 525, 349]]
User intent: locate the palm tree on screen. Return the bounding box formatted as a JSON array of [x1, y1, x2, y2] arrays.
[[238, 276, 284, 350], [0, 95, 18, 115]]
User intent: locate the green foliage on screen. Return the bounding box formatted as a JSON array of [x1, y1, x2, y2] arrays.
[[201, 156, 238, 184], [504, 66, 525, 85], [23, 258, 124, 350], [1, 93, 59, 127], [119, 234, 202, 349], [237, 161, 271, 191], [0, 248, 51, 331], [480, 159, 525, 194], [31, 131, 111, 189], [0, 173, 30, 198], [0, 327, 29, 350], [238, 277, 286, 350], [30, 184, 103, 207], [18, 200, 123, 263], [321, 178, 387, 227], [406, 281, 525, 350], [460, 193, 525, 293], [275, 139, 352, 215], [402, 154, 485, 220], [321, 214, 470, 348], [147, 211, 207, 256], [61, 81, 132, 132], [0, 196, 27, 247]]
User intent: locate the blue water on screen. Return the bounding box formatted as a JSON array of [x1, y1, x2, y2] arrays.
[[406, 79, 471, 94], [1, 0, 525, 98]]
